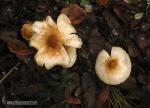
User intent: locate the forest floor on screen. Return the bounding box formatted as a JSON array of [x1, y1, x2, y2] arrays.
[[0, 0, 150, 108]]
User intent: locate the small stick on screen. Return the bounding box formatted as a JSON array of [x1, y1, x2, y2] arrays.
[[0, 62, 20, 84]]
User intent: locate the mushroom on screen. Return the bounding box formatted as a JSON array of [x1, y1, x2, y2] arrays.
[[21, 14, 82, 69], [21, 23, 33, 40], [95, 47, 131, 85]]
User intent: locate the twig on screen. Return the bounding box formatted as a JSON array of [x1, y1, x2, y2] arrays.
[[0, 62, 20, 84]]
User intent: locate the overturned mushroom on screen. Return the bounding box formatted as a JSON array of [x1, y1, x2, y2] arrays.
[[21, 14, 82, 69], [95, 47, 131, 85]]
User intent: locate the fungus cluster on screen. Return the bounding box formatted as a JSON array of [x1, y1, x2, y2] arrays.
[[22, 14, 82, 69], [22, 14, 132, 86]]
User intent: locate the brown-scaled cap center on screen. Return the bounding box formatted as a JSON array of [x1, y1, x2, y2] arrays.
[[106, 58, 118, 71]]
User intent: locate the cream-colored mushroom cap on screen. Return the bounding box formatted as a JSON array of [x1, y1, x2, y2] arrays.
[[95, 47, 131, 85], [24, 14, 82, 69]]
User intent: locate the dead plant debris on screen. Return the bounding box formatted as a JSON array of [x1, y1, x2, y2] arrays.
[[0, 0, 150, 108]]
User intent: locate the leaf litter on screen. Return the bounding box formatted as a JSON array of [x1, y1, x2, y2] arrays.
[[0, 0, 150, 108]]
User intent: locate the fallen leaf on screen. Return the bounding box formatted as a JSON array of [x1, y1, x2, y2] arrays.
[[61, 4, 86, 25], [98, 85, 110, 105], [120, 76, 138, 91], [103, 10, 120, 29], [112, 1, 137, 23], [127, 41, 140, 57], [134, 13, 144, 20], [113, 4, 122, 18], [130, 19, 141, 28], [88, 28, 105, 56], [7, 42, 32, 56], [98, 0, 109, 6], [82, 73, 97, 108], [65, 96, 81, 105], [0, 30, 33, 56]]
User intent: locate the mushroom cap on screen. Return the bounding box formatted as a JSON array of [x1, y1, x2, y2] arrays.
[[27, 14, 82, 69], [95, 47, 131, 85]]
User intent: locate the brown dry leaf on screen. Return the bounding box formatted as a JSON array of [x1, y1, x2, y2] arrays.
[[130, 19, 141, 28], [98, 85, 110, 105], [82, 73, 97, 108], [98, 0, 109, 6], [61, 4, 86, 25], [127, 41, 140, 58], [120, 76, 138, 91], [103, 10, 120, 29], [113, 4, 122, 18], [0, 30, 33, 56], [21, 22, 33, 41], [7, 42, 32, 56], [112, 1, 135, 23], [88, 28, 105, 56], [65, 96, 81, 105]]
